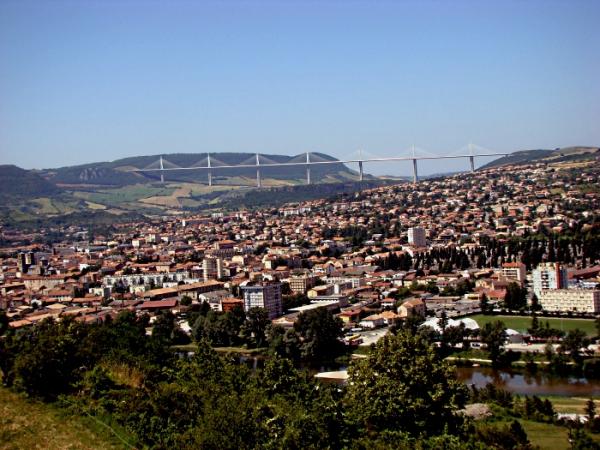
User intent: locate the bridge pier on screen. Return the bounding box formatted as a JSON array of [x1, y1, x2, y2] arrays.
[[358, 161, 364, 181], [256, 153, 262, 188], [412, 158, 418, 184], [159, 156, 164, 183], [208, 170, 212, 186], [469, 155, 475, 172], [306, 165, 311, 184]]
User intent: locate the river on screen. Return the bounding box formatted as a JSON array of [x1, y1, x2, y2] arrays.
[[456, 367, 600, 397]]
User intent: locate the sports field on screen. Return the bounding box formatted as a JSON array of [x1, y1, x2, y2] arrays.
[[469, 314, 597, 337]]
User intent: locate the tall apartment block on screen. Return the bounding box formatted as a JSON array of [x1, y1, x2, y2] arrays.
[[241, 282, 283, 319], [408, 227, 427, 247], [532, 262, 567, 298]]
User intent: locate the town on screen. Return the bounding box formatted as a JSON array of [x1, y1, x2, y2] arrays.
[[1, 159, 599, 346]]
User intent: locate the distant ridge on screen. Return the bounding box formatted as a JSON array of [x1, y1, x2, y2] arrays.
[[0, 165, 62, 198], [480, 146, 599, 169]]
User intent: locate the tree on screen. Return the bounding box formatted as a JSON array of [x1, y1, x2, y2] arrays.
[[479, 293, 491, 314], [0, 310, 8, 336], [241, 308, 269, 348], [585, 398, 596, 425], [560, 329, 589, 366], [528, 314, 540, 336], [294, 308, 344, 361], [346, 329, 467, 437], [480, 320, 507, 367], [266, 325, 301, 360], [504, 282, 527, 310]]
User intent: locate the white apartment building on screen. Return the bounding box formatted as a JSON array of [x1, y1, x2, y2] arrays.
[[408, 227, 427, 248], [539, 289, 600, 314], [203, 256, 224, 281], [532, 262, 567, 298]]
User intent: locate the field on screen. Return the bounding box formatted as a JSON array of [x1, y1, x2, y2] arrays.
[[539, 396, 598, 414], [0, 388, 131, 450], [488, 417, 600, 449], [519, 419, 571, 449], [469, 314, 597, 337]]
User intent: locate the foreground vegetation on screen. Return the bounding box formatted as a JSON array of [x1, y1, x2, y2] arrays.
[[2, 310, 600, 449], [0, 387, 130, 449]]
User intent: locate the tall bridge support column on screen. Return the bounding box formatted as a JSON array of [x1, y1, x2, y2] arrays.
[[412, 158, 418, 184], [159, 156, 164, 183], [469, 155, 475, 172], [358, 161, 364, 181], [306, 165, 311, 184], [208, 170, 212, 186], [256, 153, 261, 188]]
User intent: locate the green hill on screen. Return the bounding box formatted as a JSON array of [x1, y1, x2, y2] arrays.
[[481, 146, 599, 169], [0, 165, 62, 198]]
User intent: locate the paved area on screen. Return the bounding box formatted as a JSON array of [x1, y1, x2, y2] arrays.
[[357, 327, 390, 346]]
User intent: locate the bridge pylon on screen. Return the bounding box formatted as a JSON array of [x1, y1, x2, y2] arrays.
[[256, 153, 261, 188], [411, 145, 418, 183]]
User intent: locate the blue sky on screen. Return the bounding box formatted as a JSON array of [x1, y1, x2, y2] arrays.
[[1, 0, 599, 175]]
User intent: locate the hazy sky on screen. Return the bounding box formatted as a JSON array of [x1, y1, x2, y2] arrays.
[[1, 0, 599, 176]]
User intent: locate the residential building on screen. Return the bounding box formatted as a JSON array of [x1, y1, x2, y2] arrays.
[[398, 298, 426, 318], [203, 256, 224, 281], [408, 227, 426, 247], [539, 289, 600, 314], [288, 275, 317, 294], [501, 262, 526, 284], [532, 262, 567, 297], [242, 282, 283, 319]]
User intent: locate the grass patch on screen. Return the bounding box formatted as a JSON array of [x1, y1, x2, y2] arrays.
[[171, 343, 268, 356], [469, 314, 597, 337], [537, 396, 599, 414], [75, 184, 176, 206], [0, 387, 130, 449], [520, 419, 571, 449]]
